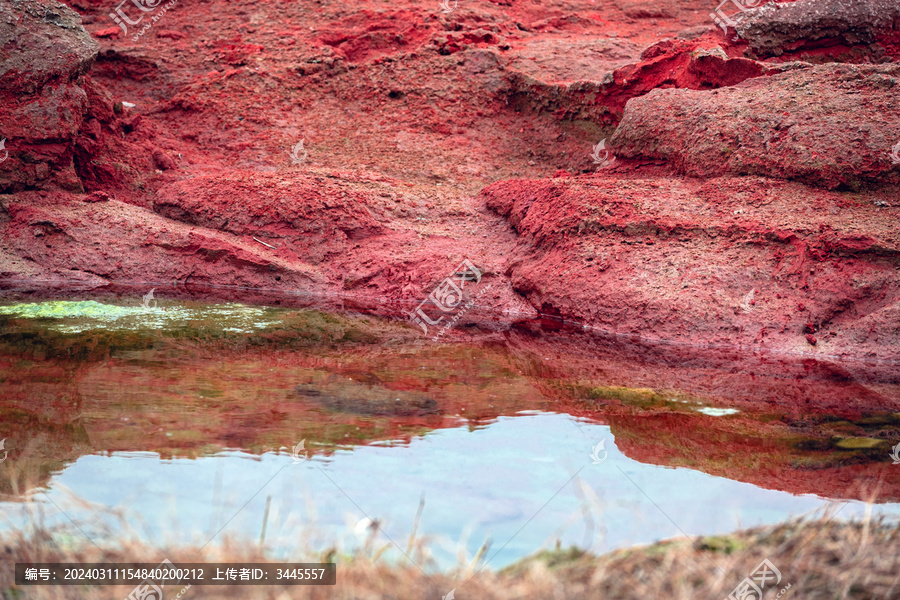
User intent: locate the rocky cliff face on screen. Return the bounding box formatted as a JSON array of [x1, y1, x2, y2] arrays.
[[0, 0, 898, 367], [0, 0, 98, 191]]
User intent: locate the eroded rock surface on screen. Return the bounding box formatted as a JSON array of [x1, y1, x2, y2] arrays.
[[0, 0, 98, 191], [507, 37, 777, 126], [611, 62, 900, 189], [735, 0, 900, 57], [0, 0, 899, 366], [483, 174, 900, 362]]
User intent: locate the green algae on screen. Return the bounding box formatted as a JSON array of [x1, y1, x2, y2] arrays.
[[588, 385, 671, 408], [0, 299, 281, 334], [0, 300, 140, 320], [585, 385, 738, 416], [834, 437, 885, 450]]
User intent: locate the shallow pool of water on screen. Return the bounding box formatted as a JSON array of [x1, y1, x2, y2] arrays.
[[5, 412, 898, 570], [1, 297, 898, 571]]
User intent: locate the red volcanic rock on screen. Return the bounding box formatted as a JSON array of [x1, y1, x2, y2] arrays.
[[734, 0, 900, 58], [611, 62, 900, 189], [0, 0, 97, 93], [155, 30, 184, 40], [150, 169, 524, 314], [434, 29, 505, 56], [317, 10, 435, 63], [806, 334, 817, 345], [93, 27, 121, 39], [1, 0, 899, 371], [153, 172, 390, 251], [507, 36, 775, 126], [84, 191, 111, 203], [482, 174, 900, 362], [0, 0, 99, 192], [615, 0, 675, 19], [0, 170, 529, 328], [71, 76, 131, 194], [0, 188, 329, 291], [152, 149, 177, 171]]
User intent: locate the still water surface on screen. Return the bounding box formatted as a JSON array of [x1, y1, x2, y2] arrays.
[[4, 413, 898, 569], [1, 299, 898, 570]]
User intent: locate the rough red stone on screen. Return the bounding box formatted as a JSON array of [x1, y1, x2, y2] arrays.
[[482, 173, 900, 362], [1, 0, 899, 374], [153, 172, 391, 252], [610, 62, 900, 189], [734, 0, 900, 58], [93, 27, 121, 39], [0, 0, 99, 192], [507, 37, 776, 126], [0, 0, 97, 94]]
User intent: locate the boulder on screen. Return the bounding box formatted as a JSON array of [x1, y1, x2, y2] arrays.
[[482, 173, 900, 362], [734, 0, 900, 57], [0, 0, 99, 191], [507, 37, 776, 126], [610, 62, 900, 189]]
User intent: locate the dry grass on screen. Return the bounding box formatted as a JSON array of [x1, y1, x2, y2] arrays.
[[1, 513, 898, 599]]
